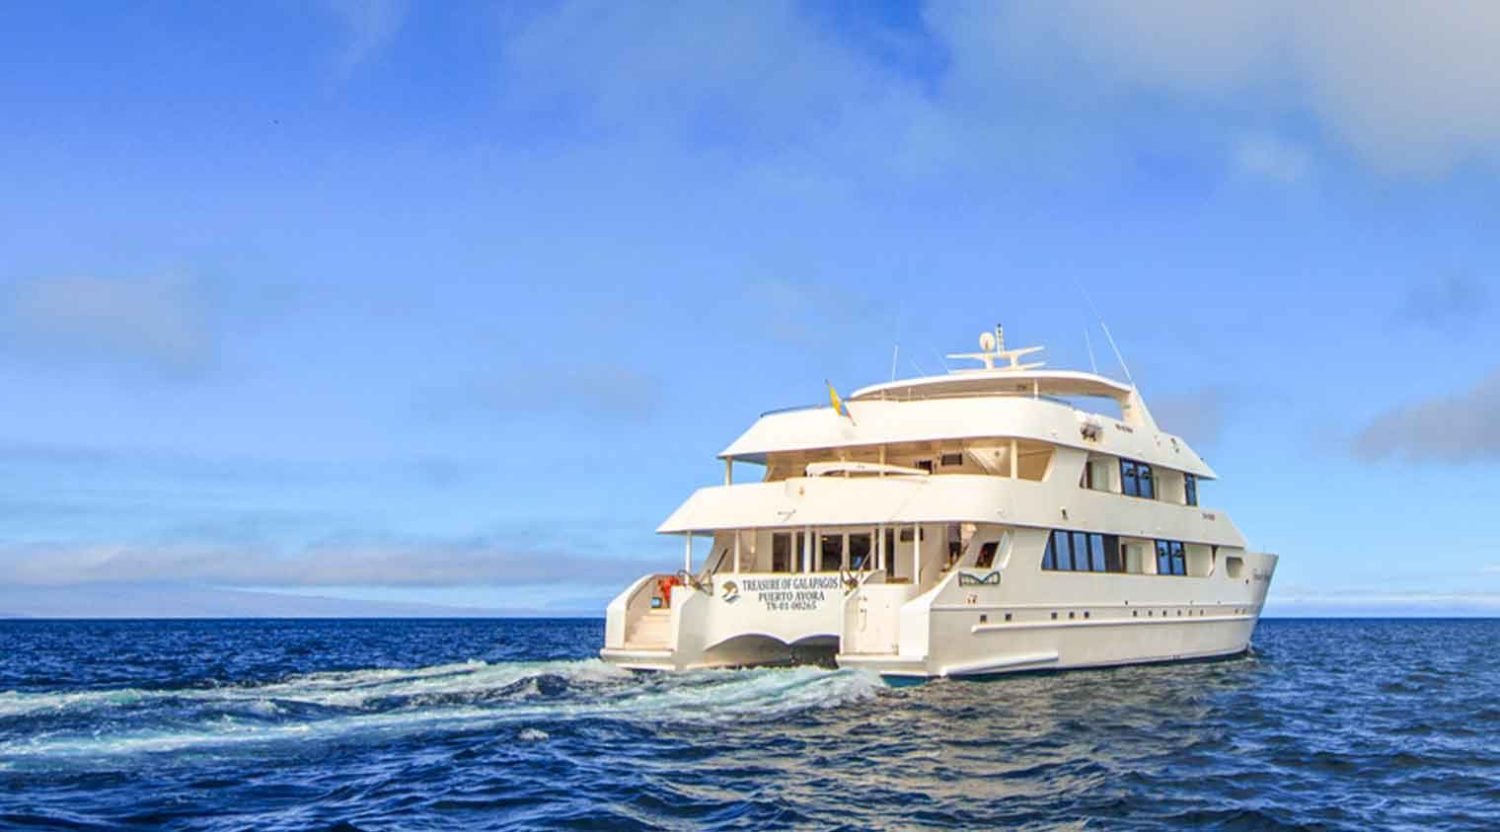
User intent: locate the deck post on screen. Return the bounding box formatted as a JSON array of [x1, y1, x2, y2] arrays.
[[1009, 438, 1018, 479], [733, 531, 742, 573], [803, 526, 813, 573], [911, 523, 920, 582], [876, 524, 885, 571], [683, 533, 692, 573], [724, 458, 733, 486]]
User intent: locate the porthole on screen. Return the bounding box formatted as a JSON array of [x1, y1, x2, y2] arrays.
[[1051, 612, 1058, 620], [1068, 611, 1076, 620], [1083, 611, 1090, 619], [1004, 613, 1013, 622]]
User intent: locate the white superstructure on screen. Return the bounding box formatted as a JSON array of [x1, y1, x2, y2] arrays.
[[601, 327, 1277, 680]]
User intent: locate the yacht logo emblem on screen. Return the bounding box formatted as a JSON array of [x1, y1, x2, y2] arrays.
[[958, 571, 1001, 586], [721, 581, 740, 603]]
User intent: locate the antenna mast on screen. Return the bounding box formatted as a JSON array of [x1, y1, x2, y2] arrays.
[[1077, 286, 1135, 386]]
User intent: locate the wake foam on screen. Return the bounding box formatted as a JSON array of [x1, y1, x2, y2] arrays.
[[0, 660, 881, 762]]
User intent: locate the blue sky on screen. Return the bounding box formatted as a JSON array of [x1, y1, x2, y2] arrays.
[[1, 1, 1497, 616]]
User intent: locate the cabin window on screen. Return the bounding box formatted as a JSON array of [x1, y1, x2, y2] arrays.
[[1185, 474, 1199, 506], [1104, 536, 1124, 573], [940, 452, 964, 467], [1154, 539, 1187, 575], [1080, 462, 1094, 490], [848, 533, 872, 570], [916, 459, 934, 473], [1121, 459, 1155, 499], [976, 541, 999, 568], [1042, 530, 1123, 573], [819, 534, 843, 572]]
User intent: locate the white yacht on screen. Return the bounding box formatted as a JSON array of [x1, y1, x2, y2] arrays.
[[601, 327, 1276, 680]]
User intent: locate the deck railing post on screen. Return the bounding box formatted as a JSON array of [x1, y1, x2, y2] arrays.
[[683, 533, 692, 573]]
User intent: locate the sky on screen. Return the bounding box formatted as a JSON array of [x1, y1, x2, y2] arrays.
[[1, 1, 1497, 617]]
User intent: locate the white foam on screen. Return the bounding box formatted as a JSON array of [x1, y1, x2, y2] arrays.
[[0, 662, 881, 762]]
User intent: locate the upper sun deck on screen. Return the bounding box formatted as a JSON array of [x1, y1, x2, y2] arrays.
[[849, 368, 1133, 405], [719, 327, 1214, 479]]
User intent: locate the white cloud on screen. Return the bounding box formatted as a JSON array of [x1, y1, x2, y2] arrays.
[[1233, 134, 1311, 184], [1353, 367, 1500, 462], [929, 0, 1500, 176], [324, 0, 407, 78], [0, 539, 645, 588], [2, 275, 213, 373], [1151, 388, 1227, 446]]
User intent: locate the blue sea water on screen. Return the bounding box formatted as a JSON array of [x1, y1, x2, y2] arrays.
[[0, 619, 1496, 831]]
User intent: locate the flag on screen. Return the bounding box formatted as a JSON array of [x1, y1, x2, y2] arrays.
[[826, 379, 846, 417]]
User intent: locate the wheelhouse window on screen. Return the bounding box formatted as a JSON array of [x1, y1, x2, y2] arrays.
[[1185, 473, 1198, 507], [1042, 530, 1121, 573], [1121, 459, 1155, 499]]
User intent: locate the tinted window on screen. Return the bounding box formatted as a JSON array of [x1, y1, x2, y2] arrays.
[[1138, 463, 1155, 499], [1055, 530, 1073, 571], [1121, 460, 1139, 497], [1185, 474, 1198, 506], [1104, 535, 1123, 572], [1090, 534, 1106, 572], [1071, 532, 1089, 572], [1042, 532, 1056, 570], [1156, 540, 1171, 575], [1170, 541, 1186, 576], [772, 533, 791, 573]]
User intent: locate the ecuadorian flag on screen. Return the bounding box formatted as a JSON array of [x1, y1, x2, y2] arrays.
[[826, 380, 846, 417]]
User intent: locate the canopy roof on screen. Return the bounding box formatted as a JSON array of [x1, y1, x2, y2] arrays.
[[850, 368, 1134, 404]]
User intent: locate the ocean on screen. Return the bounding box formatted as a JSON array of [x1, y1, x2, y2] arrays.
[[0, 618, 1495, 830]]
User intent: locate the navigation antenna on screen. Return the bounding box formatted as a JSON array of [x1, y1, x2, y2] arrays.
[[946, 323, 1045, 372], [1077, 287, 1135, 386]]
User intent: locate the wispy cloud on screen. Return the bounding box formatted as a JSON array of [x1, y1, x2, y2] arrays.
[[0, 276, 214, 374], [935, 1, 1500, 176], [1353, 367, 1500, 462], [1233, 134, 1312, 185], [1398, 273, 1488, 329], [0, 538, 646, 588], [426, 363, 662, 423], [746, 278, 884, 347], [1151, 388, 1228, 446], [323, 0, 407, 79]]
